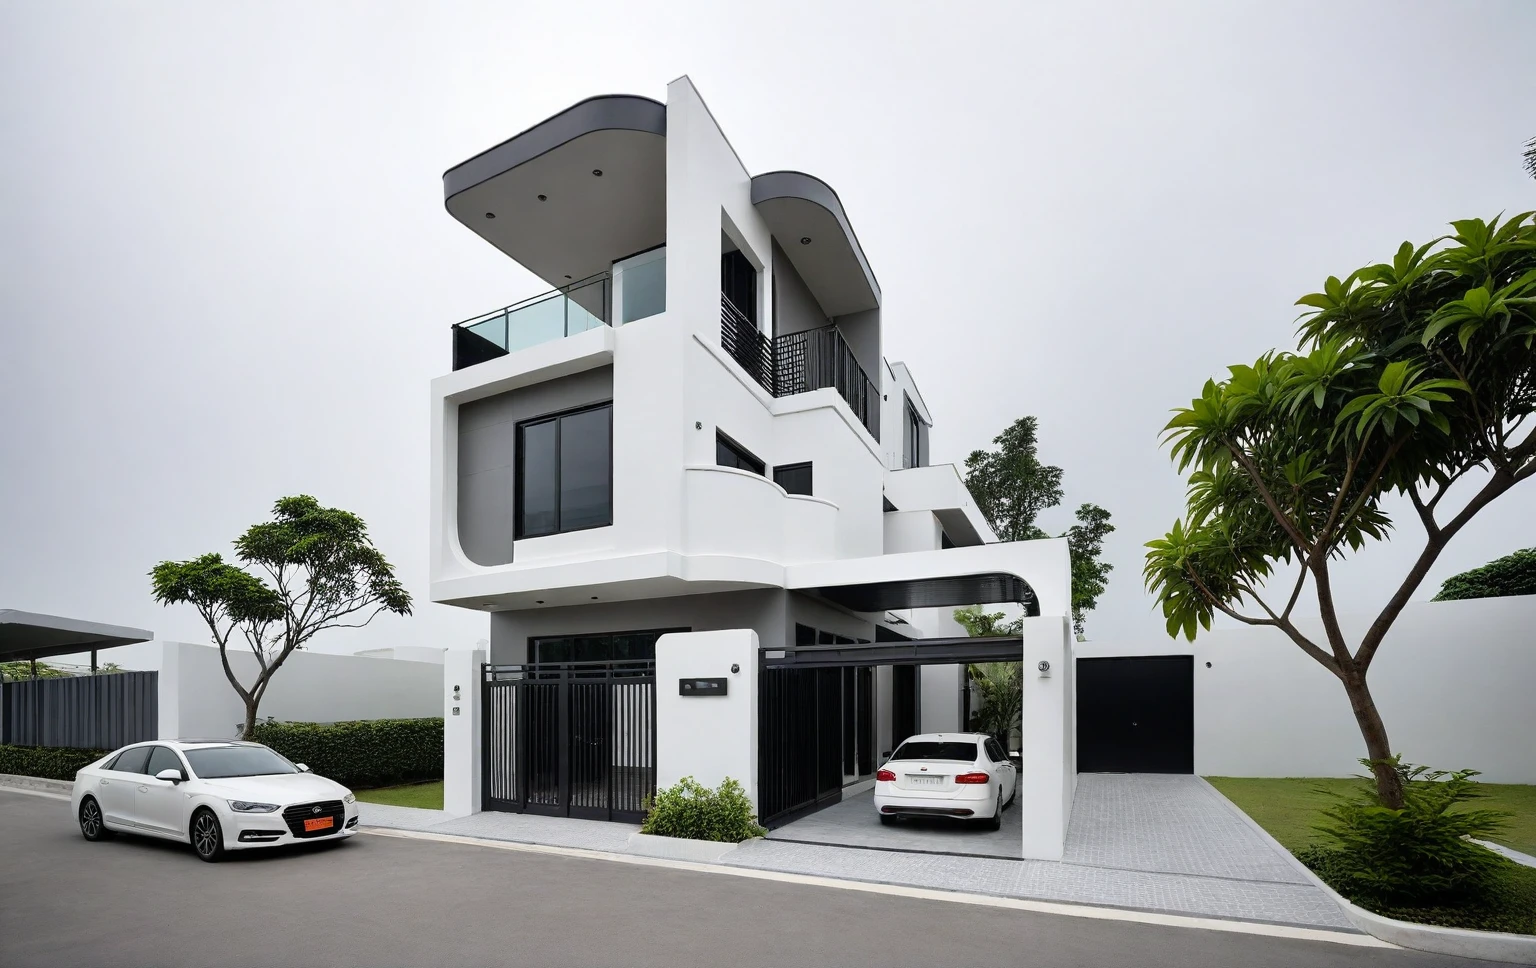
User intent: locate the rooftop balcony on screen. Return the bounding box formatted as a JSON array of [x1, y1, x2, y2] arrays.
[[452, 273, 609, 371]]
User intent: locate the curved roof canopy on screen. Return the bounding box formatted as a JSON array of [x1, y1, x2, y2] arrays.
[[443, 95, 667, 290], [802, 573, 1039, 615], [752, 171, 881, 315], [0, 610, 153, 662]]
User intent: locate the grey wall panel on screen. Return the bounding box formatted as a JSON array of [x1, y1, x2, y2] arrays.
[[1, 671, 158, 749], [832, 308, 881, 388], [772, 240, 829, 337], [489, 590, 789, 664], [456, 366, 614, 566]]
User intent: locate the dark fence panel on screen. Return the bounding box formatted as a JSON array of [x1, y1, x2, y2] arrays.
[[1, 672, 158, 749]]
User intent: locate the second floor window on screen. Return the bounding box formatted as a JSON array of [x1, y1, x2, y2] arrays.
[[773, 462, 813, 496], [516, 403, 612, 538], [904, 403, 924, 468]]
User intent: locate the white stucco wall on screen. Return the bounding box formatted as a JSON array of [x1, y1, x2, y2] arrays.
[[156, 641, 443, 740], [1018, 616, 1076, 860], [655, 630, 760, 808], [1079, 595, 1536, 783]]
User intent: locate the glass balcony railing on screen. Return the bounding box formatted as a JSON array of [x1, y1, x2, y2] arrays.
[[452, 273, 610, 370]]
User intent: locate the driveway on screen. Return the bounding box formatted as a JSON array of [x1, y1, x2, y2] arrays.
[[0, 789, 1485, 968], [768, 789, 1023, 858]]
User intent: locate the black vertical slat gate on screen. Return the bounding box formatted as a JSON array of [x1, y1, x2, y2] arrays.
[[757, 666, 852, 828], [482, 661, 655, 822]]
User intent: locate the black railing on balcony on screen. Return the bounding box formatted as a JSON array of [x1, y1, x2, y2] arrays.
[[773, 324, 881, 441], [721, 296, 774, 394]]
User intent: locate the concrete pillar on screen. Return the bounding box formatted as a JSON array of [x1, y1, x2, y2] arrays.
[[655, 630, 759, 810], [443, 648, 485, 818], [1017, 615, 1075, 861]]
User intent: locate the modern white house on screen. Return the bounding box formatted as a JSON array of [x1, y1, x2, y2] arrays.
[[430, 76, 1078, 858]]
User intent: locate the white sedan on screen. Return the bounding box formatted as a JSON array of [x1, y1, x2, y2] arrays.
[[71, 739, 359, 862], [873, 732, 1017, 830]]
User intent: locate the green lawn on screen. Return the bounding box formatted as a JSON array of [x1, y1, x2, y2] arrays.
[[353, 781, 443, 810], [1205, 776, 1536, 857]]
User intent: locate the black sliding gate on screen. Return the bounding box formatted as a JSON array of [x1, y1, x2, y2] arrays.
[[483, 661, 656, 822], [757, 665, 875, 828]]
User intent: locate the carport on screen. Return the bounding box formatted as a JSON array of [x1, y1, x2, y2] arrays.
[[0, 610, 155, 747], [767, 540, 1078, 861]]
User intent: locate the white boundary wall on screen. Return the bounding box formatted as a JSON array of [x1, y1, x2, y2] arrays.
[[157, 641, 443, 740], [1079, 595, 1536, 783]]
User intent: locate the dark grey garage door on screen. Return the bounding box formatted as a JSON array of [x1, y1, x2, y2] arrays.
[[1076, 656, 1193, 773]]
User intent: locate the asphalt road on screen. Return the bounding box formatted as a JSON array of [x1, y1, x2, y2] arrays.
[[0, 790, 1499, 968]]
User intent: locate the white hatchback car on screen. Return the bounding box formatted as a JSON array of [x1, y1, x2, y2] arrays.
[[873, 732, 1017, 830], [71, 740, 359, 862]]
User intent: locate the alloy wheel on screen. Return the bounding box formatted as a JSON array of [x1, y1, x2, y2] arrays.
[[193, 812, 220, 859], [80, 799, 102, 839]]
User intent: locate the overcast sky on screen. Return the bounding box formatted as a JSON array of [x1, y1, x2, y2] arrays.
[[3, 1, 1534, 671]]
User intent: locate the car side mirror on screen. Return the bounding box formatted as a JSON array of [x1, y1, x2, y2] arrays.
[[296, 763, 310, 773], [155, 768, 184, 784]]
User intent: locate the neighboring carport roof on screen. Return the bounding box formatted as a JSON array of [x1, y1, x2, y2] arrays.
[[0, 610, 153, 662], [801, 573, 1039, 615]]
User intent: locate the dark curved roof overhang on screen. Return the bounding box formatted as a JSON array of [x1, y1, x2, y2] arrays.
[[803, 573, 1038, 615], [443, 94, 666, 203], [752, 170, 881, 314]]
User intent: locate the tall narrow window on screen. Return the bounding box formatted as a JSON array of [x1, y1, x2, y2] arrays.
[[904, 402, 924, 469], [516, 403, 612, 538]]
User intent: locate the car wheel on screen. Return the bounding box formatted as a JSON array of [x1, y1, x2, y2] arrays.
[[191, 808, 225, 863], [879, 813, 897, 826], [79, 797, 112, 841], [984, 788, 1003, 831]]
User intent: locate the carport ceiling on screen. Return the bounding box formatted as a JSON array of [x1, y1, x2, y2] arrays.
[[0, 610, 153, 662], [767, 635, 1024, 668], [804, 574, 1039, 614]]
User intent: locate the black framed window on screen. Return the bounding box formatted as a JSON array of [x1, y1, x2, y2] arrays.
[[716, 431, 765, 475], [904, 402, 923, 469], [773, 462, 812, 496], [529, 627, 688, 665], [516, 403, 612, 538]]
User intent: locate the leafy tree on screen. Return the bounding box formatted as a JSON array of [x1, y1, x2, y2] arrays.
[[151, 495, 413, 738], [1145, 213, 1536, 809], [965, 416, 1115, 635], [1525, 136, 1536, 181], [953, 607, 1023, 749], [1432, 547, 1536, 602]]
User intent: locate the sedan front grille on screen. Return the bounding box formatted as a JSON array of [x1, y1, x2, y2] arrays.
[[281, 800, 345, 838]]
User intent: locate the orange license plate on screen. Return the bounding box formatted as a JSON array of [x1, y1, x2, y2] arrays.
[[303, 816, 334, 832]]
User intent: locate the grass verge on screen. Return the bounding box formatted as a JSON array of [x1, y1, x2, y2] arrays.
[[353, 780, 443, 810], [1207, 776, 1536, 936]]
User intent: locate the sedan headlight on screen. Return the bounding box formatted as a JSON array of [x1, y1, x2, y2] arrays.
[[343, 792, 356, 804], [228, 800, 280, 813]]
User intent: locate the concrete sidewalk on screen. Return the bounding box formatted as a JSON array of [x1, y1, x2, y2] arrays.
[[357, 776, 1356, 931]]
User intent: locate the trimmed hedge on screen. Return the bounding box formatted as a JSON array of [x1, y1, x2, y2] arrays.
[[0, 744, 109, 781], [250, 718, 442, 790]]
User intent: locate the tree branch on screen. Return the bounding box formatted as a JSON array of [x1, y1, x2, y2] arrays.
[[1224, 442, 1315, 557]]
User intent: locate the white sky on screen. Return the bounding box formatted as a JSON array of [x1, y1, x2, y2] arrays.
[[3, 1, 1534, 672]]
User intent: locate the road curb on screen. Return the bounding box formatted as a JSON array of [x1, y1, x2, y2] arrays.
[[1198, 777, 1536, 965], [0, 773, 72, 796]]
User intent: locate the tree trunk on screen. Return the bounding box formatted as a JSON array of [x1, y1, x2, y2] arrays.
[[1340, 671, 1404, 809], [243, 699, 259, 741]]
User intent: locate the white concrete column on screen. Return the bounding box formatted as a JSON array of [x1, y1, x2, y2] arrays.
[[442, 648, 485, 818], [655, 630, 759, 810], [156, 641, 179, 740], [1017, 616, 1075, 861]]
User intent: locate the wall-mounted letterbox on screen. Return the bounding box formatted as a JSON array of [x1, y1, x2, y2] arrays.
[[679, 677, 727, 697]]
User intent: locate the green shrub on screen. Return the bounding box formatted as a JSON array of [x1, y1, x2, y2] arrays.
[[250, 718, 442, 790], [640, 776, 766, 843], [1301, 845, 1536, 934], [0, 745, 110, 780], [1301, 758, 1510, 906]]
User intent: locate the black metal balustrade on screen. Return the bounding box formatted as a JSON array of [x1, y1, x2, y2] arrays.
[[772, 323, 881, 441], [720, 296, 774, 394]]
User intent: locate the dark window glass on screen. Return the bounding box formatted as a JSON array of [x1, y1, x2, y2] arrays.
[[516, 404, 612, 539], [773, 462, 812, 496], [517, 419, 559, 537], [110, 747, 151, 775], [145, 746, 182, 778], [184, 745, 298, 779], [890, 741, 980, 762], [817, 629, 836, 645], [941, 530, 955, 550], [794, 624, 816, 647], [530, 628, 687, 665], [905, 404, 923, 469], [559, 406, 611, 531], [716, 432, 765, 475]]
